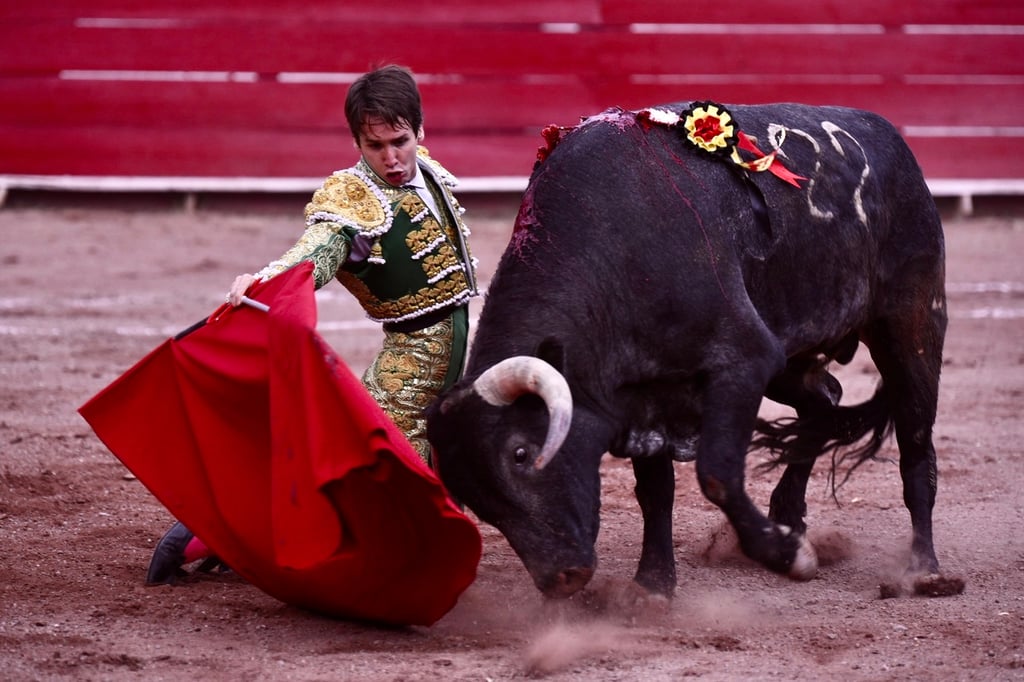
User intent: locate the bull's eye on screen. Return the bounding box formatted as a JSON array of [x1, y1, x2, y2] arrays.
[[513, 446, 529, 465]]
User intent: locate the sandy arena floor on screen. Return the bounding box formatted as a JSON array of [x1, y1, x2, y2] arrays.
[[1, 193, 1022, 680]]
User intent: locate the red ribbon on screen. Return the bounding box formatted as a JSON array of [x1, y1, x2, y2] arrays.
[[735, 132, 806, 188]]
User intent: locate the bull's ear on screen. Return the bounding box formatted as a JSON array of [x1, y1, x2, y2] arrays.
[[535, 337, 565, 373], [435, 386, 467, 415]]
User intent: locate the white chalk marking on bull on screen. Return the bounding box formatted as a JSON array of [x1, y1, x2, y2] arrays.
[[766, 124, 790, 158], [822, 122, 870, 225], [770, 125, 831, 220], [767, 122, 870, 226], [472, 356, 573, 470], [241, 296, 270, 312]]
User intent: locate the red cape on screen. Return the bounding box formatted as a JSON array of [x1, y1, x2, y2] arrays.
[[79, 263, 481, 626]]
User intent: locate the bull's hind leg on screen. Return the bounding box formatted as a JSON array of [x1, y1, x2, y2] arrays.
[[865, 309, 946, 576], [862, 239, 962, 595]]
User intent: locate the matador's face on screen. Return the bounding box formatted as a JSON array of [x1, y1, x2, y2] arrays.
[[357, 117, 422, 187]]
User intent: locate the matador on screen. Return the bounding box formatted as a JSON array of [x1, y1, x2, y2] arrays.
[[254, 148, 478, 464]]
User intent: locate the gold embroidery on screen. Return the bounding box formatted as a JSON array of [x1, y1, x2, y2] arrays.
[[397, 193, 427, 218], [421, 249, 460, 274], [338, 270, 472, 322], [304, 171, 388, 231], [261, 223, 350, 287], [286, 151, 476, 322], [405, 215, 443, 256], [362, 316, 455, 464]]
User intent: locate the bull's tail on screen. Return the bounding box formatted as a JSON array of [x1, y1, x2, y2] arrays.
[[751, 383, 894, 497]]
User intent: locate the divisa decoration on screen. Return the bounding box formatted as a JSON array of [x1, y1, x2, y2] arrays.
[[640, 101, 806, 188]]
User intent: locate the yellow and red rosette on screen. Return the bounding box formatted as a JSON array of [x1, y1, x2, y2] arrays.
[[677, 101, 806, 188], [683, 102, 736, 155]]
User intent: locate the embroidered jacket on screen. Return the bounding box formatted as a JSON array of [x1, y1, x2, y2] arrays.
[[256, 148, 478, 323]]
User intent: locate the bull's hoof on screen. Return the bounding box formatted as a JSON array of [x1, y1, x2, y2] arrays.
[[879, 581, 902, 599], [568, 579, 671, 620], [781, 525, 818, 581], [611, 581, 671, 620], [879, 572, 966, 599], [913, 573, 966, 597]]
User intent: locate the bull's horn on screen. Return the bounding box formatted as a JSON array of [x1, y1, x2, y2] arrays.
[[473, 356, 573, 470]]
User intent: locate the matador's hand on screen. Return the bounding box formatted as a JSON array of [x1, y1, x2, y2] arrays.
[[227, 273, 256, 307]]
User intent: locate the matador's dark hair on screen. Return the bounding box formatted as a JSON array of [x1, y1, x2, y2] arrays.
[[344, 64, 423, 142]]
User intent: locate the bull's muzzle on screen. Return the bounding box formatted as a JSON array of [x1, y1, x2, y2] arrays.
[[539, 566, 595, 598]]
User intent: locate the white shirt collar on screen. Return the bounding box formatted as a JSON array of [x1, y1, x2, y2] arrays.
[[405, 166, 428, 190], [404, 165, 442, 219]]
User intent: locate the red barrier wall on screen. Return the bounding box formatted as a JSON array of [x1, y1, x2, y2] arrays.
[[1, 1, 1022, 187]]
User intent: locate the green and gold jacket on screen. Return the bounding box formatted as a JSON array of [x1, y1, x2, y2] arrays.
[[256, 148, 478, 324]]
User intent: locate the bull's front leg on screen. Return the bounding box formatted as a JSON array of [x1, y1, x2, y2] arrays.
[[696, 380, 818, 581], [631, 455, 677, 595]]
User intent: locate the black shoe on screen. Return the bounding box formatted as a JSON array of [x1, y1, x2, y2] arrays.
[[195, 556, 231, 575], [145, 521, 193, 586]]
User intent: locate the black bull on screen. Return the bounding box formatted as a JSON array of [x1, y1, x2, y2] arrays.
[[426, 102, 952, 598]]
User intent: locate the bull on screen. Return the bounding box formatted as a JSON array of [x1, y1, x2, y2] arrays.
[[426, 102, 958, 599]]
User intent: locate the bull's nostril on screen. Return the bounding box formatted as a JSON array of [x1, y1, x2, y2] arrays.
[[543, 566, 595, 598]]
